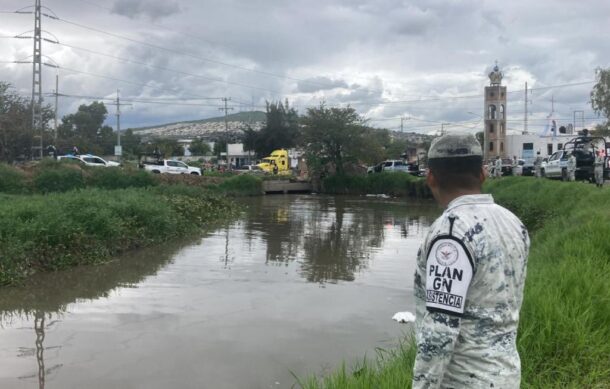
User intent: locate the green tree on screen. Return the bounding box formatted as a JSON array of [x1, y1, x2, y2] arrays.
[[57, 101, 113, 154], [59, 101, 108, 141], [591, 67, 610, 131], [120, 129, 142, 157], [213, 139, 227, 156], [301, 104, 370, 175], [384, 136, 408, 160], [242, 125, 258, 153], [591, 123, 610, 137], [188, 138, 211, 155], [253, 100, 299, 157], [144, 138, 184, 158], [0, 82, 53, 162]]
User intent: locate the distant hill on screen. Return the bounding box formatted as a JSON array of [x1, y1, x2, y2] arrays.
[[132, 111, 266, 132], [129, 111, 267, 139]]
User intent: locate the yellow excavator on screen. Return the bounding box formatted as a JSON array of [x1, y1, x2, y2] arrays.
[[257, 149, 291, 175]]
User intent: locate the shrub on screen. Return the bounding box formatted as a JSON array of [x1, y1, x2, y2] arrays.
[[323, 173, 431, 198], [32, 165, 85, 193], [215, 174, 263, 196], [0, 187, 238, 285], [85, 167, 157, 189], [0, 164, 27, 194]]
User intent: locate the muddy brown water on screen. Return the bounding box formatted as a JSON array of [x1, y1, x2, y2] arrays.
[[0, 195, 439, 389]]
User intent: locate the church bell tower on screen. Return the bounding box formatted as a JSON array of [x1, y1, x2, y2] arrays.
[[484, 63, 507, 160]]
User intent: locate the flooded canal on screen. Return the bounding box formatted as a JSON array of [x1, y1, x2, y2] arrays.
[[0, 195, 438, 389]]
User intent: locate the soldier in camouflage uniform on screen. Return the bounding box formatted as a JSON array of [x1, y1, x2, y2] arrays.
[[567, 152, 577, 182], [413, 133, 530, 388]]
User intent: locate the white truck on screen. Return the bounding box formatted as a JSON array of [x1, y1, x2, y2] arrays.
[[542, 150, 569, 180], [140, 159, 201, 175], [58, 154, 121, 167], [368, 160, 419, 175]]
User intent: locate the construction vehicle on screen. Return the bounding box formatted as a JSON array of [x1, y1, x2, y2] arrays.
[[257, 149, 291, 175]]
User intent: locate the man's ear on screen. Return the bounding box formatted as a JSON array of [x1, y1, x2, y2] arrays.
[[426, 169, 436, 189], [479, 167, 486, 185]]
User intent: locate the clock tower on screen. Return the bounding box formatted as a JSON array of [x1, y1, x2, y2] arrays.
[[484, 63, 507, 160]]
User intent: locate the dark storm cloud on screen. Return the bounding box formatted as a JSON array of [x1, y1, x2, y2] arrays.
[[111, 0, 181, 21], [1, 0, 609, 129], [297, 77, 349, 93]]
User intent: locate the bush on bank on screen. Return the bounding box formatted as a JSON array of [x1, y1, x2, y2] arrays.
[[302, 177, 610, 389], [322, 173, 431, 198], [0, 162, 158, 194], [0, 186, 239, 286], [0, 164, 27, 194], [214, 174, 263, 196]]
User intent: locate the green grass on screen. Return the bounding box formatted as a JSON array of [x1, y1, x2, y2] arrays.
[[0, 162, 159, 194], [0, 164, 27, 194], [0, 186, 239, 286], [302, 177, 610, 388], [322, 173, 431, 198], [213, 174, 263, 196]]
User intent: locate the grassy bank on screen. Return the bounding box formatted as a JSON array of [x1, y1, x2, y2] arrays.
[[322, 173, 431, 198], [302, 177, 610, 388], [0, 161, 263, 196], [0, 161, 249, 286], [0, 185, 239, 286]]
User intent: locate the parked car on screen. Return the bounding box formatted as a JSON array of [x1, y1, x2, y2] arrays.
[[235, 165, 264, 175], [501, 158, 514, 176], [140, 158, 201, 175], [58, 154, 120, 167], [368, 160, 419, 175], [513, 159, 525, 176], [521, 159, 534, 176], [543, 150, 569, 180]]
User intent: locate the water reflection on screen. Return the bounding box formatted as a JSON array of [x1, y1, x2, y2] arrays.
[[0, 196, 437, 318], [0, 240, 197, 388], [0, 195, 438, 389], [240, 196, 437, 283]]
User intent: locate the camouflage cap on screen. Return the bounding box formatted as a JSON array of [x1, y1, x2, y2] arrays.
[[428, 133, 482, 160]]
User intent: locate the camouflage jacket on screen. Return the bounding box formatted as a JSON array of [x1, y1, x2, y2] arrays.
[[413, 194, 529, 389], [567, 155, 577, 171]]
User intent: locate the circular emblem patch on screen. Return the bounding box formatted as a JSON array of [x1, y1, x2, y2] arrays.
[[435, 241, 459, 266]]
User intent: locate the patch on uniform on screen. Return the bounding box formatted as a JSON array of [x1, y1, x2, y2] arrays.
[[425, 236, 473, 315]]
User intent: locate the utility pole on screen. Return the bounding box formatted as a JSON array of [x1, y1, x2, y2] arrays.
[[219, 97, 234, 133], [441, 122, 445, 136], [109, 89, 132, 159], [399, 116, 410, 132], [523, 82, 528, 135], [53, 74, 58, 143], [31, 0, 43, 160], [219, 97, 234, 168]]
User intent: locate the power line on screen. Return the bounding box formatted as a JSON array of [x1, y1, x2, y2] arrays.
[[5, 33, 596, 109], [66, 0, 220, 48], [42, 13, 363, 93], [49, 93, 227, 107], [52, 41, 284, 95]]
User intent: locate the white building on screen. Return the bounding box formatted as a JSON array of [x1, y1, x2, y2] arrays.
[[227, 143, 255, 167], [505, 133, 578, 161]]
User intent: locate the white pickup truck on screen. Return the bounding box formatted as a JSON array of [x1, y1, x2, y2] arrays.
[[542, 150, 569, 180], [58, 154, 121, 167], [141, 159, 201, 175]]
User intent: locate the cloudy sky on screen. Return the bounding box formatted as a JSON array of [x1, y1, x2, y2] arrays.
[[1, 0, 608, 133]]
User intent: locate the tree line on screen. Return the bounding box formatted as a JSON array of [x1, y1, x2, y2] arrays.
[[3, 67, 609, 168]]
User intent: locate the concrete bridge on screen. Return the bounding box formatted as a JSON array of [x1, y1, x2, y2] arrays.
[[262, 180, 313, 194]]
